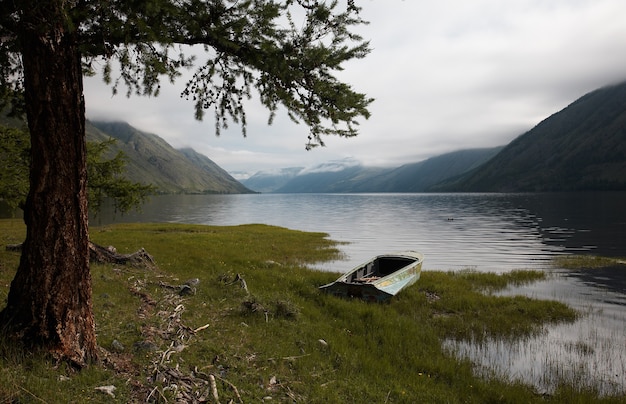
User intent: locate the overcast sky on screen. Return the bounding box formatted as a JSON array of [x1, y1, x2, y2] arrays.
[[83, 0, 626, 178]]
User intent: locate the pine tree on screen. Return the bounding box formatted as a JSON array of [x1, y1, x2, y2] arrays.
[[0, 0, 371, 366]]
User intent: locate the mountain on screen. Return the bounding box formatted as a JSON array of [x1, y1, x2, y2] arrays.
[[178, 147, 251, 191], [243, 148, 501, 193], [275, 164, 387, 193], [248, 82, 626, 193], [88, 121, 252, 194], [434, 82, 626, 191], [363, 147, 503, 192], [8, 80, 626, 194]]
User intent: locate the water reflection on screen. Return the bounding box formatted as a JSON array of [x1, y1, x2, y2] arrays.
[[444, 268, 626, 396], [83, 192, 626, 273], [84, 192, 626, 395], [4, 192, 626, 395]]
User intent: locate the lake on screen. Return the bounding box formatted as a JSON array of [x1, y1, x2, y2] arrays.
[[90, 191, 626, 395], [91, 192, 626, 273], [5, 191, 626, 395]]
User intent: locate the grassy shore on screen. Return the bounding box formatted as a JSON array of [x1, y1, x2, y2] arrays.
[[0, 219, 622, 403]]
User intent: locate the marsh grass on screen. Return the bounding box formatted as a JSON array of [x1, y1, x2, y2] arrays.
[[553, 254, 626, 269], [0, 219, 621, 402], [445, 317, 626, 399]]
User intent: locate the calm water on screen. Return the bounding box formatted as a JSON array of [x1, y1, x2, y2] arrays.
[[91, 192, 626, 273], [90, 192, 626, 395], [7, 192, 626, 395]]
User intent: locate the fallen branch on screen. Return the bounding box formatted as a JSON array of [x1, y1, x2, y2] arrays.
[[267, 354, 311, 362], [16, 385, 47, 404], [193, 368, 244, 404], [193, 323, 210, 333], [145, 386, 168, 403], [157, 278, 199, 296], [226, 273, 249, 294], [209, 374, 220, 403], [134, 272, 248, 403], [215, 374, 244, 403], [5, 241, 156, 270], [89, 241, 156, 268]]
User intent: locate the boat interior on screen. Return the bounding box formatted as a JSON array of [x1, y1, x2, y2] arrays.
[[348, 256, 416, 283]]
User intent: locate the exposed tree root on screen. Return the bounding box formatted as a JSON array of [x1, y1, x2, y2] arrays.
[[7, 241, 156, 269], [88, 241, 156, 268]]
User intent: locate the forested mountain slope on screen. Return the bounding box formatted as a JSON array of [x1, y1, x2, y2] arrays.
[[88, 121, 251, 194], [434, 82, 626, 191]]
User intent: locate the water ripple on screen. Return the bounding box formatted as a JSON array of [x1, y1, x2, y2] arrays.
[[93, 192, 626, 273]]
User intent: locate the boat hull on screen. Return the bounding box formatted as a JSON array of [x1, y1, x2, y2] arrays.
[[319, 251, 423, 302]]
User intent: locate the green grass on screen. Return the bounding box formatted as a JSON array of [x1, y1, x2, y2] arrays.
[[552, 254, 626, 269], [0, 219, 623, 403]]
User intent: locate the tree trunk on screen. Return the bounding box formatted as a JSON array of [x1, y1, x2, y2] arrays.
[[0, 1, 97, 366]]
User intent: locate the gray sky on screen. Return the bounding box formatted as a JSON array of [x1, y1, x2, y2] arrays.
[[84, 0, 626, 178]]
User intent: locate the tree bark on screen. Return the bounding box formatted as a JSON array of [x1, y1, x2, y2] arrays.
[[0, 1, 97, 366]]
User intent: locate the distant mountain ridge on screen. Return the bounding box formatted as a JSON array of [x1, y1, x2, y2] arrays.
[[88, 121, 251, 194], [365, 147, 503, 192], [244, 81, 626, 193], [433, 81, 626, 191], [243, 147, 502, 193], [241, 167, 304, 193], [6, 80, 626, 194]]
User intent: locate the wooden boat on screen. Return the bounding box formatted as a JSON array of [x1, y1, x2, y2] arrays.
[[319, 251, 424, 302]]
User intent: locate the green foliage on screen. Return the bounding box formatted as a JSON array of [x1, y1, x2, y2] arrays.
[[553, 254, 625, 269], [0, 126, 29, 210], [0, 0, 369, 371], [88, 121, 250, 194], [0, 125, 154, 214], [87, 137, 155, 214], [2, 0, 373, 148]]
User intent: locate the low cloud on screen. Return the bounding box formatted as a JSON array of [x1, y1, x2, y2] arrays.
[[298, 158, 362, 176], [84, 0, 626, 174]]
